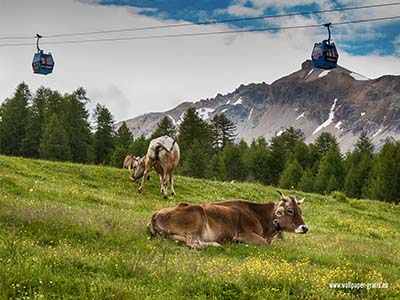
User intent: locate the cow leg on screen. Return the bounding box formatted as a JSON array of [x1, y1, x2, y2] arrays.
[[162, 171, 169, 199], [169, 234, 188, 244], [138, 167, 150, 193], [195, 240, 221, 248], [159, 173, 163, 194], [186, 237, 221, 249], [170, 171, 176, 196], [237, 232, 269, 246]]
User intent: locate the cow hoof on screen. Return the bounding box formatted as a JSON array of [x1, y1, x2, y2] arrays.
[[163, 195, 168, 200], [138, 187, 143, 193]]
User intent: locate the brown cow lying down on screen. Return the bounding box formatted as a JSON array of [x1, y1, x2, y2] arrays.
[[147, 192, 308, 249]]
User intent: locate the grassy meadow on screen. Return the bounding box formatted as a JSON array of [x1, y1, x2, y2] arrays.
[[0, 155, 399, 299]]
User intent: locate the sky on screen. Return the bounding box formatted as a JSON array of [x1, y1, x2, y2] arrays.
[[0, 0, 399, 123]]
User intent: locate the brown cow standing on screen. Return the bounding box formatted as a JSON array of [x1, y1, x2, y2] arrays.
[[131, 136, 180, 199], [148, 192, 308, 249]]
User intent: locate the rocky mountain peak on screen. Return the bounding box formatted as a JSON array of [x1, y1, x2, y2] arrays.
[[121, 61, 399, 152]]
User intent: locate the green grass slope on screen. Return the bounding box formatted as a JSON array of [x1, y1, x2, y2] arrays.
[[0, 155, 399, 300]]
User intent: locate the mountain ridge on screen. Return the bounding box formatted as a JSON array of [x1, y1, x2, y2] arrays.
[[120, 60, 400, 152]]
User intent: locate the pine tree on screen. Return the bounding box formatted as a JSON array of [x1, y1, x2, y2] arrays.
[[150, 116, 176, 139], [128, 135, 149, 158], [367, 141, 400, 203], [64, 88, 94, 163], [314, 132, 339, 156], [178, 108, 212, 162], [20, 87, 51, 158], [0, 82, 31, 155], [245, 137, 271, 184], [267, 128, 306, 185], [298, 168, 315, 193], [39, 114, 72, 161], [110, 145, 127, 168], [355, 131, 374, 153], [315, 148, 344, 194], [288, 142, 312, 170], [93, 104, 115, 165], [219, 143, 247, 181], [210, 114, 236, 151], [111, 122, 134, 168], [344, 132, 374, 198], [115, 121, 133, 151], [279, 159, 304, 189], [181, 139, 209, 178]]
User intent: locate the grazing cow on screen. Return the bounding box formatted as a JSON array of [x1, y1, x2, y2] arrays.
[[123, 154, 135, 170], [147, 192, 308, 249], [131, 136, 180, 199]]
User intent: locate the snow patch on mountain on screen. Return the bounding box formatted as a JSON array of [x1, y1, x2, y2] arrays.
[[296, 112, 305, 120], [196, 107, 214, 121], [248, 108, 254, 121], [350, 72, 369, 81], [372, 128, 383, 138], [167, 114, 176, 125], [313, 98, 338, 135], [318, 70, 331, 78], [232, 97, 243, 106]]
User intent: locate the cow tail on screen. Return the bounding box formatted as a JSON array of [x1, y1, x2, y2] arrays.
[[155, 145, 161, 161], [169, 139, 176, 152], [153, 138, 176, 160]]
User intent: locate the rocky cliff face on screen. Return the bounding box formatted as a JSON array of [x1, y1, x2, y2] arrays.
[[121, 60, 400, 152]]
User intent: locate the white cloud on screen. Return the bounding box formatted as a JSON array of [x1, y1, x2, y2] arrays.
[[394, 35, 400, 56], [225, 4, 264, 17], [0, 0, 399, 123]]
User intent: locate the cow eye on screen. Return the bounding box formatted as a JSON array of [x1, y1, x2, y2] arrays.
[[287, 208, 294, 216]]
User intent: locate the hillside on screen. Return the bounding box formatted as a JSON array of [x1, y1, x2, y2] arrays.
[[122, 60, 400, 152], [0, 155, 399, 299]]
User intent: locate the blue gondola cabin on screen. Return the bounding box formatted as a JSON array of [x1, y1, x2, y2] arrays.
[[32, 50, 54, 75], [311, 40, 338, 69]]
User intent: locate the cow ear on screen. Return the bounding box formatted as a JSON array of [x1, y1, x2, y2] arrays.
[[296, 198, 305, 205], [275, 206, 284, 217]]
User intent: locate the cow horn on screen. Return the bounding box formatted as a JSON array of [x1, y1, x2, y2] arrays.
[[297, 198, 305, 205], [277, 190, 285, 198]]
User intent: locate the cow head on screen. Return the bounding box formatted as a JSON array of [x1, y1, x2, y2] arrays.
[[130, 156, 146, 181], [273, 190, 308, 234], [124, 154, 135, 170]]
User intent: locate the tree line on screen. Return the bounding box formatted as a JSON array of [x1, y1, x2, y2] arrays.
[[1, 83, 399, 204]]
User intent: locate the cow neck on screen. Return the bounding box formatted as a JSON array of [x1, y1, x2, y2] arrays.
[[255, 202, 280, 238], [267, 202, 282, 237]]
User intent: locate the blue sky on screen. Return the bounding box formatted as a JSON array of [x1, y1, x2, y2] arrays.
[[96, 0, 400, 57]]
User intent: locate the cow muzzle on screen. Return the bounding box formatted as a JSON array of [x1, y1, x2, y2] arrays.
[[294, 225, 309, 234]]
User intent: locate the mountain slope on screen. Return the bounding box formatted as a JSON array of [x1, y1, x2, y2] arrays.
[[0, 155, 399, 299], [122, 60, 400, 152]]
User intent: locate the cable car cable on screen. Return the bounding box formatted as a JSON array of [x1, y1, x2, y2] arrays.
[[0, 2, 399, 40], [0, 15, 398, 48]]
